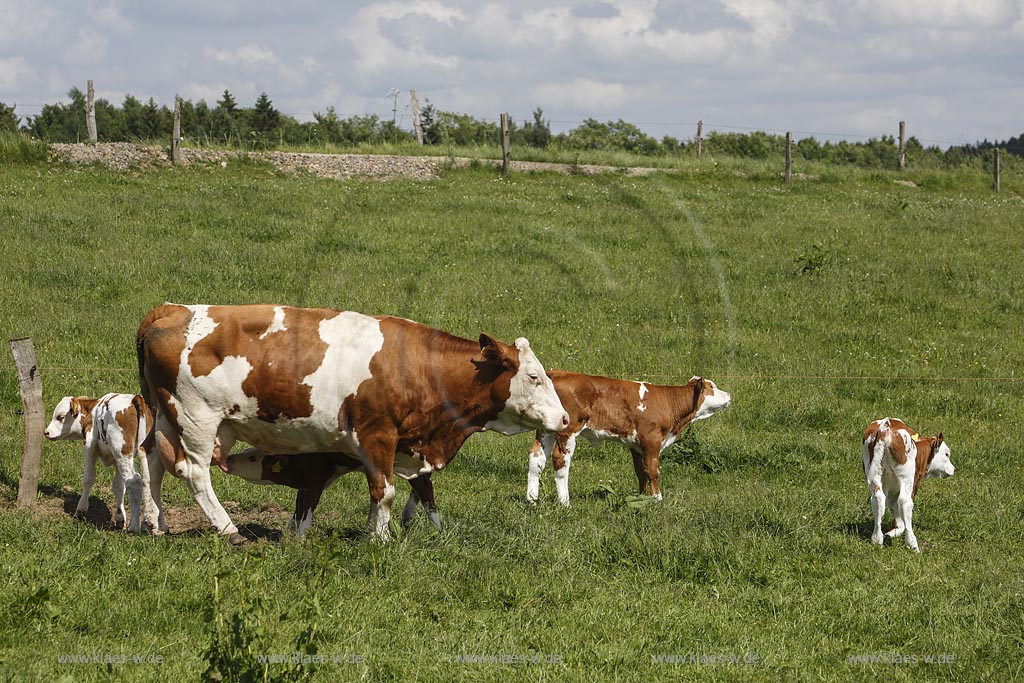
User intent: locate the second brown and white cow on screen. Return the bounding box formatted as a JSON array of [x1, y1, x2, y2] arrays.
[[136, 303, 568, 542], [527, 371, 732, 505], [862, 417, 954, 551], [44, 393, 153, 532]]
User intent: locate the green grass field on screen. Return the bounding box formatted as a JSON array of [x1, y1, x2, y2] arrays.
[[0, 152, 1022, 681]]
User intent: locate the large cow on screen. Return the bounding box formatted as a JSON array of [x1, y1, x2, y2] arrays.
[[526, 371, 731, 505], [136, 303, 568, 542]]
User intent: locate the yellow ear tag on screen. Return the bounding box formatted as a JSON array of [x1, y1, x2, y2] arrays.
[[911, 433, 921, 443], [272, 461, 283, 473]]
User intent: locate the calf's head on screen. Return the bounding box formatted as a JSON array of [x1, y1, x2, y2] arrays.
[[44, 396, 90, 441], [922, 433, 955, 478], [221, 449, 277, 484], [480, 335, 569, 435], [691, 377, 732, 421]]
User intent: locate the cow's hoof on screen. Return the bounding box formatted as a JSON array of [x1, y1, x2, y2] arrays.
[[226, 532, 247, 546]]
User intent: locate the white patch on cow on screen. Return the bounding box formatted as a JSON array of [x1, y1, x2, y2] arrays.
[[484, 338, 568, 435], [580, 426, 637, 447], [394, 451, 433, 480], [661, 433, 679, 451], [638, 382, 648, 400], [259, 306, 287, 340], [302, 311, 384, 432]]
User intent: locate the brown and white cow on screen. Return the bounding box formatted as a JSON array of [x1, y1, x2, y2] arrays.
[[44, 393, 154, 532], [136, 303, 568, 542], [862, 417, 954, 551], [526, 371, 731, 505]]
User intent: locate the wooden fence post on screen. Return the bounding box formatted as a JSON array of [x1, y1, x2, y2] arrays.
[[10, 338, 44, 507], [171, 97, 182, 165], [785, 132, 792, 184], [86, 80, 97, 143], [994, 148, 1001, 192], [696, 120, 703, 158], [898, 120, 906, 170], [500, 113, 511, 177], [410, 89, 423, 145]]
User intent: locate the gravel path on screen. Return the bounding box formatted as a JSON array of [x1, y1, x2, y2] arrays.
[[47, 142, 665, 181]]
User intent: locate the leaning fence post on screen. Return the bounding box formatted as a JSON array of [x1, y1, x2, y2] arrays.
[[500, 113, 511, 177], [898, 120, 906, 170], [785, 131, 793, 184], [993, 148, 1001, 192], [172, 97, 182, 165], [10, 338, 44, 507], [86, 80, 97, 143]]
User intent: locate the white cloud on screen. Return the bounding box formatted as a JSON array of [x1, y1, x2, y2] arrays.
[[532, 78, 627, 112], [337, 1, 465, 73], [203, 45, 278, 66], [852, 0, 1019, 29]]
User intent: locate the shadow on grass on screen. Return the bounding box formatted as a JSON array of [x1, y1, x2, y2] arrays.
[[838, 517, 876, 541]]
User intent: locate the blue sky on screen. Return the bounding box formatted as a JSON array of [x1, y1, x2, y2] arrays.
[[2, 0, 1022, 145]]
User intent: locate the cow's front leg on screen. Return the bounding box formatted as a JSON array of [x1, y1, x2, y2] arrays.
[[404, 474, 440, 529], [639, 440, 663, 501], [77, 447, 98, 516], [291, 484, 327, 538], [552, 432, 577, 507], [527, 432, 553, 504], [362, 433, 398, 542]]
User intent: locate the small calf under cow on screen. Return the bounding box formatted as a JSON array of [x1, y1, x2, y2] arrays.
[[137, 303, 568, 543], [862, 417, 954, 551], [527, 371, 732, 505], [44, 393, 152, 532]]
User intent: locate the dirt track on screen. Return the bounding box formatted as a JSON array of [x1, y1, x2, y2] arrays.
[[48, 142, 665, 181]]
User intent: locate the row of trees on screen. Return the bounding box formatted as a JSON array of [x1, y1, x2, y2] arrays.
[[4, 88, 1020, 169]]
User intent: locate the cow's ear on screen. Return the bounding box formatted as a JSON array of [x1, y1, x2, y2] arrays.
[[479, 334, 504, 362], [935, 432, 944, 449], [694, 376, 705, 393], [69, 398, 80, 417]]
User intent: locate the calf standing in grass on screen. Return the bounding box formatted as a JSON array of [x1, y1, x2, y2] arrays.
[[527, 372, 732, 505], [221, 449, 362, 537], [862, 417, 955, 551], [44, 393, 152, 532]]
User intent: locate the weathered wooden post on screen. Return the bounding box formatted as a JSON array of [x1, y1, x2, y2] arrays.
[[898, 120, 906, 170], [994, 148, 1001, 192], [10, 338, 44, 507], [410, 89, 423, 145], [696, 120, 703, 158], [86, 80, 97, 143], [500, 113, 511, 177], [171, 97, 182, 165], [785, 131, 792, 184]]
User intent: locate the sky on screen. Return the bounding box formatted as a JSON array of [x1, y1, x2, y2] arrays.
[[2, 0, 1023, 146]]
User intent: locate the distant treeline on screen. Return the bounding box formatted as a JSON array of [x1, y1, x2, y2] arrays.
[[2, 88, 1021, 169]]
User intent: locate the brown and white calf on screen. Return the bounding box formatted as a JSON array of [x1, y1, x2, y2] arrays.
[[221, 449, 361, 537], [862, 417, 955, 551], [136, 303, 568, 542], [44, 393, 152, 532], [527, 371, 732, 505]]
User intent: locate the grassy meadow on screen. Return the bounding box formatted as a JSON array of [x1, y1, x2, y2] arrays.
[[0, 150, 1022, 681]]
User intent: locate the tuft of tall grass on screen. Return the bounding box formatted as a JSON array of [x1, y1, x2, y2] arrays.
[[0, 132, 49, 164]]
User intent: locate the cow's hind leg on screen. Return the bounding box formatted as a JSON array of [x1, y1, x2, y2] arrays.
[[114, 453, 143, 533], [177, 427, 240, 541], [112, 466, 127, 529], [77, 447, 98, 516]]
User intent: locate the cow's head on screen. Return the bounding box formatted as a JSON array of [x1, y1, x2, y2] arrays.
[[44, 396, 89, 441], [924, 433, 955, 478], [690, 377, 732, 421], [480, 335, 569, 435]]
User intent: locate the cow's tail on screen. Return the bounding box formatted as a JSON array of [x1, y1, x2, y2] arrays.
[[135, 303, 180, 412], [130, 393, 151, 457]]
